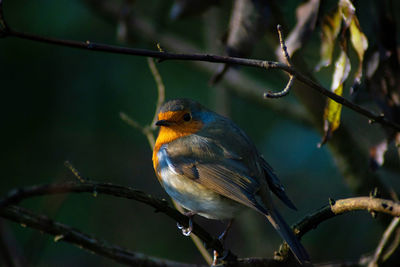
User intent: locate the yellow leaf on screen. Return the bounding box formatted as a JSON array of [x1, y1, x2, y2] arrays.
[[315, 9, 342, 71], [331, 50, 351, 90], [321, 50, 350, 145], [324, 83, 344, 132], [339, 0, 355, 28], [350, 17, 368, 83]]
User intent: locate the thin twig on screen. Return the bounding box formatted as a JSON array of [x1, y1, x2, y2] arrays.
[[0, 205, 201, 267], [264, 25, 295, 99], [264, 75, 295, 99], [0, 23, 398, 131], [147, 58, 165, 130], [64, 161, 87, 183], [383, 221, 400, 261], [368, 217, 400, 267], [119, 112, 155, 148], [0, 181, 229, 259]]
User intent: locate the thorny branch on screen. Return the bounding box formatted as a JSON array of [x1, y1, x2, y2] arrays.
[[0, 3, 399, 132]]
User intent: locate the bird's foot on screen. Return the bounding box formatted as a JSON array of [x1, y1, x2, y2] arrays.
[[177, 211, 196, 236], [212, 250, 218, 266]]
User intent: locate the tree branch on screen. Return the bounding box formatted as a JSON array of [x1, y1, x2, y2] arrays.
[[0, 182, 305, 266], [264, 25, 295, 99], [2, 205, 300, 267], [0, 181, 230, 259], [0, 2, 399, 132], [0, 205, 202, 267], [277, 197, 400, 258], [369, 217, 400, 267], [294, 197, 400, 239]]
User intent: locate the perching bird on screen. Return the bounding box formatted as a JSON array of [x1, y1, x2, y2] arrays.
[[152, 98, 310, 264]]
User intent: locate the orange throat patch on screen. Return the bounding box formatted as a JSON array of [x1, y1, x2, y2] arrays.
[[152, 116, 203, 172]]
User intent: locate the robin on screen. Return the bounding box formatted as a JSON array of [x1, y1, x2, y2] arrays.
[[152, 98, 310, 264]]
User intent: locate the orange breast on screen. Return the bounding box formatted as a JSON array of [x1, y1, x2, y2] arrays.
[[152, 116, 203, 175]]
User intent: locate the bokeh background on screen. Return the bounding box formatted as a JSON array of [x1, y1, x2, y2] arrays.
[[1, 0, 399, 266]]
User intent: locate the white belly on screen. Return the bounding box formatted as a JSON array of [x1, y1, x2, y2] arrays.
[[160, 167, 244, 220]]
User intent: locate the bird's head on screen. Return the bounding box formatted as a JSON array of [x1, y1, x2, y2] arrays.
[[154, 98, 213, 148]]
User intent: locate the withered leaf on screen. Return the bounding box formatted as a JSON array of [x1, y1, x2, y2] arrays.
[[315, 8, 341, 71], [283, 0, 320, 58], [320, 50, 351, 146], [349, 16, 368, 86]]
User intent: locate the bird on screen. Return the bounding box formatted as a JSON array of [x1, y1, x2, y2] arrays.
[[152, 98, 310, 264]]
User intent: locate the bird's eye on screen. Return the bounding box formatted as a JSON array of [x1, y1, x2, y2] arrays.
[[183, 113, 191, 122]]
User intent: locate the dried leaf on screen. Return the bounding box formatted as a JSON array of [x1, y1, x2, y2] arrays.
[[338, 0, 355, 28], [369, 140, 389, 171], [315, 8, 341, 71], [225, 0, 270, 57], [349, 16, 368, 85], [212, 0, 270, 84], [284, 0, 320, 57], [320, 50, 351, 145]]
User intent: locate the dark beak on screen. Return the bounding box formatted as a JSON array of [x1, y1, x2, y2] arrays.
[[155, 120, 172, 127]]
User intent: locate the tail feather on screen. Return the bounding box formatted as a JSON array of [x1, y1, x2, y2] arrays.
[[266, 209, 310, 264]]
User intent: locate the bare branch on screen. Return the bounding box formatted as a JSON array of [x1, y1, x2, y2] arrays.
[[0, 205, 201, 267], [119, 112, 155, 148], [369, 217, 400, 267], [1, 204, 298, 267], [0, 8, 398, 132], [294, 197, 400, 239], [147, 58, 165, 130], [264, 25, 294, 99], [276, 197, 400, 258], [0, 181, 230, 259], [264, 75, 295, 99], [64, 160, 88, 183]]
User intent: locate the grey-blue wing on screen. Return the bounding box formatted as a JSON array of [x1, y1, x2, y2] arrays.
[[164, 135, 267, 213], [260, 156, 297, 210]]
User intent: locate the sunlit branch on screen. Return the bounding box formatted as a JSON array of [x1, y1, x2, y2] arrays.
[[277, 197, 400, 258]]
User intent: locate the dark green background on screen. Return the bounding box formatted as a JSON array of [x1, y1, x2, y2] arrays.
[[0, 0, 392, 266]]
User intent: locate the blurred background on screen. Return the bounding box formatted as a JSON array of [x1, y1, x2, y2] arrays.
[[1, 0, 399, 266]]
